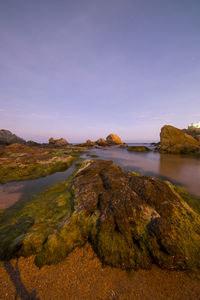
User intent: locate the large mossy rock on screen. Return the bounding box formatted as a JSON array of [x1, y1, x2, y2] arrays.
[[160, 125, 200, 154], [0, 143, 76, 183], [106, 134, 122, 145], [127, 146, 150, 152], [0, 129, 26, 145], [0, 160, 200, 271]]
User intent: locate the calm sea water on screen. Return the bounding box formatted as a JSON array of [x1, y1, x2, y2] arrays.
[[0, 164, 77, 209], [0, 145, 200, 209], [88, 144, 200, 198]]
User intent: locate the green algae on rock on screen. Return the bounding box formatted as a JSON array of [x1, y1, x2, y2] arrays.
[[127, 146, 150, 152], [171, 184, 200, 215], [0, 180, 74, 261], [0, 160, 200, 272], [0, 143, 81, 183]]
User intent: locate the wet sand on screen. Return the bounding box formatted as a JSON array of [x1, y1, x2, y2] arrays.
[[0, 185, 23, 209], [0, 243, 200, 300]]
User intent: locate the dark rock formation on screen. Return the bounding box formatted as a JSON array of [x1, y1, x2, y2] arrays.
[[86, 139, 95, 146], [1, 160, 199, 272], [127, 146, 150, 152], [160, 125, 200, 154], [151, 142, 161, 151], [0, 129, 25, 145], [106, 134, 122, 145], [96, 138, 107, 146], [76, 139, 95, 148], [26, 140, 41, 147], [49, 137, 69, 146]]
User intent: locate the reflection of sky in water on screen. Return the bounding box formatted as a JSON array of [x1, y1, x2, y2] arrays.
[[0, 184, 24, 209], [0, 147, 200, 210], [88, 147, 160, 174], [88, 147, 200, 197], [0, 164, 77, 209]]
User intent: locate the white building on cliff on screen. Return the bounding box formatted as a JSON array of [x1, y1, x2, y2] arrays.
[[188, 122, 200, 129]]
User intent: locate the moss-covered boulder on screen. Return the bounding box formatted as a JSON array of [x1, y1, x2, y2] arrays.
[[127, 146, 150, 152], [0, 143, 79, 183], [0, 160, 200, 271], [49, 137, 69, 146], [160, 125, 200, 154]]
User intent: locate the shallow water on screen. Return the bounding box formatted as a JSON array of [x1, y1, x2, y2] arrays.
[[0, 163, 78, 209], [0, 148, 200, 210], [88, 145, 200, 198]]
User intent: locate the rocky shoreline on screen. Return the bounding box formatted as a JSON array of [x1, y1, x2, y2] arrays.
[[0, 130, 126, 184], [1, 125, 200, 156], [0, 143, 83, 184], [0, 127, 200, 300]]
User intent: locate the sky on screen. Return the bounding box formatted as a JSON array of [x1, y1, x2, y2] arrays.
[[0, 0, 200, 143]]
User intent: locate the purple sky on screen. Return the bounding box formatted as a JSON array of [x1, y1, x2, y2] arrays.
[[0, 0, 200, 143]]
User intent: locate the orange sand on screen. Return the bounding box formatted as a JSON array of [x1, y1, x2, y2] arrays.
[[0, 243, 200, 300]]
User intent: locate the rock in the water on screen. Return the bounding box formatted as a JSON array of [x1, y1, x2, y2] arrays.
[[76, 140, 95, 147], [106, 134, 122, 145], [26, 140, 40, 146], [0, 129, 25, 145], [49, 137, 55, 144], [119, 143, 127, 148], [160, 125, 200, 154], [76, 135, 122, 148], [86, 139, 95, 146], [127, 146, 150, 152], [49, 137, 69, 146], [96, 138, 107, 146]]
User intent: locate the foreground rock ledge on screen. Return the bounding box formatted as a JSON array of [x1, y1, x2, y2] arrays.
[[0, 160, 200, 271]]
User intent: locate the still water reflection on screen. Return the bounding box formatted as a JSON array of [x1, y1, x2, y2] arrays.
[[0, 164, 77, 209], [88, 146, 200, 198]]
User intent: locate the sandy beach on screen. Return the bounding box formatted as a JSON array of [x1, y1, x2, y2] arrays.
[[1, 243, 200, 300]]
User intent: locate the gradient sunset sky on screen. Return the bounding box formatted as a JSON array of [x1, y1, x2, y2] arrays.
[[0, 0, 200, 142]]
